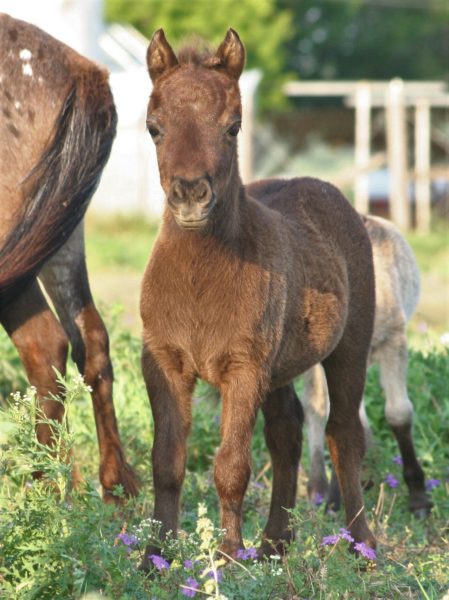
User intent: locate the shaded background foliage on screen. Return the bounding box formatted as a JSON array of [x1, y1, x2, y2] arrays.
[[281, 0, 449, 82]]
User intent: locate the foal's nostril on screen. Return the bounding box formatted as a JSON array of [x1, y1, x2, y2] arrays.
[[172, 181, 184, 200], [170, 177, 212, 205], [196, 181, 210, 201]]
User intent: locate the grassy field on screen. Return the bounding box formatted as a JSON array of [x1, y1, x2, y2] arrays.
[[0, 216, 448, 599]]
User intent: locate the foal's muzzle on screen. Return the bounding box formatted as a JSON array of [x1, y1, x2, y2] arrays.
[[168, 176, 215, 229]]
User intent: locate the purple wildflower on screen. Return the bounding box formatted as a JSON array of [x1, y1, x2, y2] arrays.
[[426, 478, 441, 491], [392, 455, 403, 466], [321, 534, 340, 546], [181, 576, 199, 597], [149, 554, 170, 571], [207, 569, 223, 582], [313, 492, 324, 506], [354, 542, 377, 560], [385, 473, 399, 489], [184, 559, 194, 569], [116, 533, 138, 547], [339, 528, 354, 543], [236, 546, 258, 560], [417, 322, 428, 334]]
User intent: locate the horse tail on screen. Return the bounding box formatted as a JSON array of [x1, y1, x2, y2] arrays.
[[0, 68, 117, 309]]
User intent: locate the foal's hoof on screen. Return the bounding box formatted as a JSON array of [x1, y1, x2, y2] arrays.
[[351, 536, 377, 563], [325, 502, 340, 516], [218, 541, 243, 561], [257, 534, 293, 560]]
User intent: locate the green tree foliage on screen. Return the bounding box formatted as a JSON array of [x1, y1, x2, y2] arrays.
[[105, 0, 294, 111], [279, 0, 449, 81]]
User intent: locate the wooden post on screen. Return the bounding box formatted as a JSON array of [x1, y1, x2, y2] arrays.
[[354, 82, 371, 214], [414, 98, 431, 233], [385, 78, 410, 230]]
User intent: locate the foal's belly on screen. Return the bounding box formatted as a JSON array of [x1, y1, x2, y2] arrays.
[[269, 286, 348, 389]]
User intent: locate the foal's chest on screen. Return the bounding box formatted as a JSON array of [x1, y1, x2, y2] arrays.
[[140, 241, 282, 383]]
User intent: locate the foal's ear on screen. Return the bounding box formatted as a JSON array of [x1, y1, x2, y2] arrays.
[[147, 29, 179, 83], [213, 29, 245, 80]]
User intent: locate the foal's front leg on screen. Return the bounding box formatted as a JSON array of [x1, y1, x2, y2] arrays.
[[141, 346, 195, 570], [215, 371, 262, 557]]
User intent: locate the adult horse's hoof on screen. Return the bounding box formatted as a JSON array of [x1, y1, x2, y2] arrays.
[[101, 461, 140, 504], [412, 507, 430, 519], [409, 492, 433, 518]]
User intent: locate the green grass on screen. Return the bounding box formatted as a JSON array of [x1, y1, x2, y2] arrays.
[[84, 214, 159, 273], [406, 225, 449, 277]]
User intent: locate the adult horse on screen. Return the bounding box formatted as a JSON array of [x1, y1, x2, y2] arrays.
[[140, 28, 376, 564], [0, 13, 138, 502], [303, 215, 432, 516]]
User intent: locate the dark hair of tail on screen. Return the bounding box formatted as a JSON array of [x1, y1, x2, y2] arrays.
[[0, 72, 117, 310]]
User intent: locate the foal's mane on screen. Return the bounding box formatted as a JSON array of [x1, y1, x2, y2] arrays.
[[176, 36, 220, 69]]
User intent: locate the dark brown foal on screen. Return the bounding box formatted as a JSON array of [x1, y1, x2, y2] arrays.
[[0, 14, 138, 501], [140, 28, 376, 567]]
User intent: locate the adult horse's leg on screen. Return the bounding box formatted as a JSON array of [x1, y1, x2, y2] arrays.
[[0, 281, 68, 450], [302, 365, 330, 504], [140, 346, 194, 569], [215, 371, 261, 557], [39, 223, 138, 502], [378, 332, 432, 515], [260, 383, 303, 556], [322, 332, 375, 548]]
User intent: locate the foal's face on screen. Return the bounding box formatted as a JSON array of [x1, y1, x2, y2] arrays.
[[146, 29, 245, 230]]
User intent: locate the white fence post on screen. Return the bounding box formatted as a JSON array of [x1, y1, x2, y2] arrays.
[[386, 78, 410, 230], [414, 98, 431, 233], [354, 82, 372, 214]]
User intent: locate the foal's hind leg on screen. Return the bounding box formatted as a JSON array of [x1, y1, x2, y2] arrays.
[[378, 332, 432, 515], [39, 223, 139, 502], [323, 341, 375, 549], [0, 281, 68, 453], [260, 384, 303, 557]]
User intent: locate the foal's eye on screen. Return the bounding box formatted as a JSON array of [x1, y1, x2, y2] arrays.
[[226, 122, 241, 138], [148, 124, 161, 140]]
